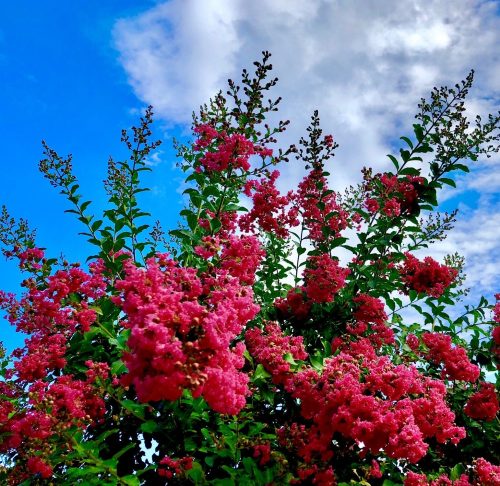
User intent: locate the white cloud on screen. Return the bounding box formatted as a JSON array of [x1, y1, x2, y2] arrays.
[[113, 0, 499, 174], [113, 0, 500, 299], [114, 0, 242, 124], [425, 201, 500, 295]]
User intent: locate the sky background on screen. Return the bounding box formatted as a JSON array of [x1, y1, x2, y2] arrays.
[[1, 0, 499, 351]]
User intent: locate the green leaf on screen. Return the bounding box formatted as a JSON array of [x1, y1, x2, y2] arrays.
[[70, 184, 80, 195], [134, 224, 149, 235], [113, 442, 136, 460], [453, 163, 470, 173], [184, 188, 202, 207], [310, 354, 324, 371], [204, 455, 216, 467], [329, 237, 348, 248], [400, 136, 414, 149], [440, 177, 456, 188], [413, 123, 424, 142], [387, 154, 399, 169], [170, 229, 193, 242], [111, 359, 127, 376], [121, 399, 146, 419], [202, 185, 221, 198], [210, 218, 222, 234], [225, 203, 247, 212], [91, 219, 103, 232], [186, 462, 204, 482], [283, 352, 297, 365], [66, 466, 104, 479], [81, 200, 92, 213], [450, 464, 464, 481], [399, 167, 421, 176], [121, 475, 141, 486], [253, 364, 271, 381], [140, 420, 157, 434], [186, 212, 198, 231]]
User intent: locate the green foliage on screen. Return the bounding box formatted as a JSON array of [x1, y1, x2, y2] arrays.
[[1, 53, 499, 485]]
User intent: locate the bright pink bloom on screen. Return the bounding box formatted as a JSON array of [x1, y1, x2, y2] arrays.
[[475, 458, 500, 485], [407, 333, 420, 350], [158, 456, 193, 479], [422, 332, 480, 382], [194, 236, 220, 259], [303, 254, 350, 304], [246, 322, 308, 385], [240, 170, 298, 238], [379, 173, 426, 216], [198, 132, 257, 172], [464, 382, 499, 421], [113, 255, 259, 414], [220, 235, 265, 285], [364, 198, 379, 213], [18, 247, 45, 270], [493, 326, 500, 346], [494, 293, 500, 323], [253, 444, 271, 466], [399, 253, 457, 298], [274, 287, 311, 322], [285, 340, 464, 466], [27, 457, 53, 479], [193, 123, 218, 150], [383, 198, 401, 217], [324, 134, 334, 147], [370, 459, 382, 478], [293, 169, 349, 243], [350, 294, 394, 346]]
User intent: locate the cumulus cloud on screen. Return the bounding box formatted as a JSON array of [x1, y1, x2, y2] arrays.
[[422, 200, 500, 297], [113, 0, 500, 299]]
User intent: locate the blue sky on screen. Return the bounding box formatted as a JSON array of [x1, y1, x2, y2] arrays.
[[1, 0, 499, 351], [0, 1, 183, 349]]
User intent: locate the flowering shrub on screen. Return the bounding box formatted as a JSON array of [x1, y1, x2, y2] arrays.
[[0, 52, 499, 485]]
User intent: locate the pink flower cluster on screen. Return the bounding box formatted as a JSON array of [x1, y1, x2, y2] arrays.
[[219, 235, 266, 285], [404, 471, 471, 485], [295, 169, 349, 243], [195, 234, 265, 285], [274, 287, 312, 322], [464, 382, 499, 421], [17, 247, 45, 270], [158, 455, 193, 479], [0, 254, 106, 383], [422, 332, 480, 382], [0, 360, 108, 483], [285, 339, 465, 465], [113, 254, 260, 415], [404, 458, 500, 485], [26, 457, 53, 480], [253, 444, 272, 466], [347, 294, 395, 346], [476, 458, 500, 485], [399, 253, 458, 298], [366, 173, 426, 218], [245, 322, 308, 385], [193, 123, 271, 172], [239, 165, 351, 245], [292, 465, 336, 486], [303, 254, 350, 304], [199, 209, 239, 240], [494, 294, 500, 323], [194, 235, 221, 259], [240, 170, 299, 238]]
